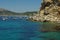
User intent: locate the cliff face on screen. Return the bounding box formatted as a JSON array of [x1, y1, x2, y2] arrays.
[[32, 0, 60, 22]]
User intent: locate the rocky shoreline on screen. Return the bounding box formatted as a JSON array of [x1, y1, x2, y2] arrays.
[[29, 0, 60, 32], [30, 0, 60, 22]]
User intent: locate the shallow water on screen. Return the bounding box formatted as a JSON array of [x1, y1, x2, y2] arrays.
[[0, 19, 60, 40]]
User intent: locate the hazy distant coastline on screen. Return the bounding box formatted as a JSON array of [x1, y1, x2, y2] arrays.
[[0, 8, 37, 16]]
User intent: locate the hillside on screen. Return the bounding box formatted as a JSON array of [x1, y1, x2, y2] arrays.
[[0, 8, 37, 16]]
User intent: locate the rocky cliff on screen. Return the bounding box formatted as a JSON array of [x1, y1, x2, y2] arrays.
[[32, 0, 60, 22]]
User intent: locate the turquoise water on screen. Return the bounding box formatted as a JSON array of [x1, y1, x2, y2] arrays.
[[0, 19, 41, 40], [0, 19, 60, 40]]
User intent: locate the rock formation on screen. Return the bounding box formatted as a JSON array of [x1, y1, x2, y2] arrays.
[[31, 0, 60, 22]]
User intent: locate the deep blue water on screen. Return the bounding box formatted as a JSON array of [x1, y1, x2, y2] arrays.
[[0, 18, 60, 40], [0, 19, 41, 40]]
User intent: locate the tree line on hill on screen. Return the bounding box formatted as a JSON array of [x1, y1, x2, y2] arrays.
[[0, 8, 37, 16]]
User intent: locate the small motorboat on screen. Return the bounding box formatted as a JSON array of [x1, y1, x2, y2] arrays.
[[2, 17, 8, 21], [2, 18, 6, 20]]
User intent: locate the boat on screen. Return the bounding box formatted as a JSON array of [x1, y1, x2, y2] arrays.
[[2, 17, 8, 20], [2, 18, 6, 20]]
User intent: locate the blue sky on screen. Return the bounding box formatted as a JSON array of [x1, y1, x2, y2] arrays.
[[0, 0, 41, 12]]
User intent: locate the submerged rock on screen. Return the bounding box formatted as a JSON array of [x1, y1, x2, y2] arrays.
[[55, 25, 60, 31]]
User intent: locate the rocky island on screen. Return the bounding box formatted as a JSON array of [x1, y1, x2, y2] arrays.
[[30, 0, 60, 32]]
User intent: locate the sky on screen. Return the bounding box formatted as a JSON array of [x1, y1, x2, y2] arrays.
[[0, 0, 41, 12]]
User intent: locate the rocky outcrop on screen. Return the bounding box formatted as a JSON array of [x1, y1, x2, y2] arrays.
[[29, 0, 60, 32], [31, 0, 60, 22]]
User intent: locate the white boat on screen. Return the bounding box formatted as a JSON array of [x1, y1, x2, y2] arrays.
[[2, 17, 8, 20], [2, 18, 6, 20]]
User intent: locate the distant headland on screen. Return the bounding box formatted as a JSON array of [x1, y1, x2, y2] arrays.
[[0, 8, 37, 16]]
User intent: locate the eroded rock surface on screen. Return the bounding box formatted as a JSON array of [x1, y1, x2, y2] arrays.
[[31, 0, 60, 22]]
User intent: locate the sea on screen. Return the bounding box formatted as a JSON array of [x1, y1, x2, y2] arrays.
[[0, 16, 60, 40]]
